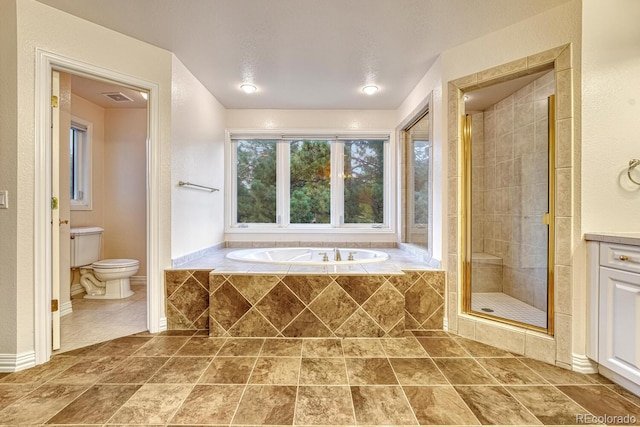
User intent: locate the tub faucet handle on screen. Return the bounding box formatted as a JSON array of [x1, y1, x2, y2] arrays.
[[319, 252, 329, 262], [348, 251, 356, 261]]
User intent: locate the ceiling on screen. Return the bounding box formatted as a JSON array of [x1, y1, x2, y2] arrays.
[[38, 0, 568, 110]]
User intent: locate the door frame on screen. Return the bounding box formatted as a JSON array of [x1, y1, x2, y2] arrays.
[[34, 49, 164, 364]]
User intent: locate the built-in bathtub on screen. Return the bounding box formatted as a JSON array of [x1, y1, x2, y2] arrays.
[[165, 247, 445, 338], [226, 247, 389, 266]]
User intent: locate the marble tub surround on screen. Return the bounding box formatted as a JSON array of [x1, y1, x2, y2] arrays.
[[208, 271, 444, 337], [1, 331, 638, 426], [166, 247, 444, 337]]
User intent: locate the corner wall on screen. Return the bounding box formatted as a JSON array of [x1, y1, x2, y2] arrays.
[[9, 0, 173, 360], [396, 0, 582, 367], [171, 55, 227, 263]]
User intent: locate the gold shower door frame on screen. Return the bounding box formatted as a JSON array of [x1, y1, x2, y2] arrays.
[[462, 95, 555, 335]]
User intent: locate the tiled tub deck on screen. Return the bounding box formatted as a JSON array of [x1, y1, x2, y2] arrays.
[[165, 248, 444, 337]]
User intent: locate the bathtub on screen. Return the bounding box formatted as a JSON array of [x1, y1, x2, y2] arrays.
[[226, 247, 389, 266]]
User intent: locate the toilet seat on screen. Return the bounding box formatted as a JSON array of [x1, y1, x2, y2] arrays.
[[92, 258, 139, 269]]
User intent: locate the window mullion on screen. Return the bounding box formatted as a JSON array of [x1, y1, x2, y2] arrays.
[[277, 140, 290, 227], [331, 141, 344, 227]]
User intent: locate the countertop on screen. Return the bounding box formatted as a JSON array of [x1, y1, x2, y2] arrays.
[[584, 232, 640, 246]]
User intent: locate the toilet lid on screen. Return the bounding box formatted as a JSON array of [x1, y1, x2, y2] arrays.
[[92, 258, 139, 268]]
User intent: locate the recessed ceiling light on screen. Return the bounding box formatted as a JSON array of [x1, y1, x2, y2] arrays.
[[362, 85, 378, 95], [240, 83, 257, 94]]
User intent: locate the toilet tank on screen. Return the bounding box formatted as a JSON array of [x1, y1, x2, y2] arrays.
[[70, 227, 103, 268]]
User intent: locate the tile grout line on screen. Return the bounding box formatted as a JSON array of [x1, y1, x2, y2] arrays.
[[227, 338, 266, 425]]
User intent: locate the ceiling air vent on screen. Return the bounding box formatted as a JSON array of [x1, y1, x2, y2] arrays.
[[102, 92, 133, 102]]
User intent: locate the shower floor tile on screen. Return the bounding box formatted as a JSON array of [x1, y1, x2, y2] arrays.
[[472, 292, 547, 328]]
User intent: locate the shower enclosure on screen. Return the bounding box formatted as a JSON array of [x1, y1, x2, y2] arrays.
[[462, 70, 555, 333]]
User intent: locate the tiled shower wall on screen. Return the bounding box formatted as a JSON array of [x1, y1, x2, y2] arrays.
[[471, 71, 555, 310], [165, 269, 445, 336]]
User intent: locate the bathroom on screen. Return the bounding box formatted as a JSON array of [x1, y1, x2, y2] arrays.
[[56, 72, 149, 351]]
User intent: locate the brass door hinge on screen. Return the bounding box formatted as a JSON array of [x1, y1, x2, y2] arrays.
[[51, 95, 58, 108], [51, 299, 59, 312]]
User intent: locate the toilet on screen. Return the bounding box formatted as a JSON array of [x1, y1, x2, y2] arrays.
[[70, 227, 138, 299]]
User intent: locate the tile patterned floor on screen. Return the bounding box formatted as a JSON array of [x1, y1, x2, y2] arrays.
[[57, 284, 147, 353], [2, 331, 640, 426]]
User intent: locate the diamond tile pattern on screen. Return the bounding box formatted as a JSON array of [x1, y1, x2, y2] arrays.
[[166, 269, 444, 337]]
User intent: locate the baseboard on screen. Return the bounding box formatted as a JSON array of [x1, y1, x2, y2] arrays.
[[572, 353, 599, 374], [0, 351, 36, 373], [159, 316, 167, 332], [70, 283, 84, 296], [131, 276, 147, 284], [60, 300, 73, 317]]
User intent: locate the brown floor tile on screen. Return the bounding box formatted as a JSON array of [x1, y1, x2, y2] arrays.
[[46, 384, 141, 424], [455, 385, 541, 425], [300, 357, 348, 385], [507, 385, 594, 425], [346, 357, 398, 385], [411, 329, 450, 337], [157, 329, 198, 336], [57, 341, 108, 357], [132, 336, 190, 356], [48, 356, 127, 384], [198, 357, 255, 384], [520, 358, 599, 385], [217, 337, 264, 356], [249, 357, 301, 384], [434, 358, 499, 385], [83, 336, 152, 356], [404, 385, 480, 425], [301, 338, 343, 357], [478, 357, 548, 385], [557, 384, 640, 421], [148, 356, 212, 383], [295, 385, 355, 425], [175, 336, 226, 356], [0, 384, 88, 425], [390, 358, 449, 385], [380, 337, 428, 357], [455, 337, 515, 357], [109, 383, 192, 424], [0, 356, 79, 384], [99, 356, 169, 383], [0, 383, 38, 410], [607, 384, 640, 408], [260, 338, 303, 356], [351, 385, 418, 425], [342, 338, 386, 357], [418, 337, 471, 357], [169, 384, 244, 424], [232, 385, 296, 425]]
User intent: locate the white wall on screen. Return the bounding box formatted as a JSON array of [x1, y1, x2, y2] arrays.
[[582, 0, 640, 233], [0, 0, 18, 357], [5, 0, 173, 359], [171, 55, 227, 262], [104, 109, 148, 274]]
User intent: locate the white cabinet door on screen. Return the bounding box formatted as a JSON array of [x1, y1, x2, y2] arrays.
[[599, 266, 640, 384]]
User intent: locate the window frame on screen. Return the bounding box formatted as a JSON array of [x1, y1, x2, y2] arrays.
[[69, 116, 93, 211], [226, 130, 394, 234]]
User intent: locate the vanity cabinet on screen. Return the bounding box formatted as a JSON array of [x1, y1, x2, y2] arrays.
[[588, 236, 640, 392]]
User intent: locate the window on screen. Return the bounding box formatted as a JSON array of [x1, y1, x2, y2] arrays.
[[229, 134, 390, 230], [403, 110, 432, 249], [70, 118, 92, 210]]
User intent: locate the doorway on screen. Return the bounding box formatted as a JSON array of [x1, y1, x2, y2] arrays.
[[461, 69, 556, 333], [55, 72, 149, 352], [35, 50, 163, 365]]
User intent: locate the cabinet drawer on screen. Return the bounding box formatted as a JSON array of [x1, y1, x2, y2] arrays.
[[600, 243, 640, 274]]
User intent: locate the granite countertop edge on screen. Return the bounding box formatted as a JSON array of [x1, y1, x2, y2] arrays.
[[584, 232, 640, 246]]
